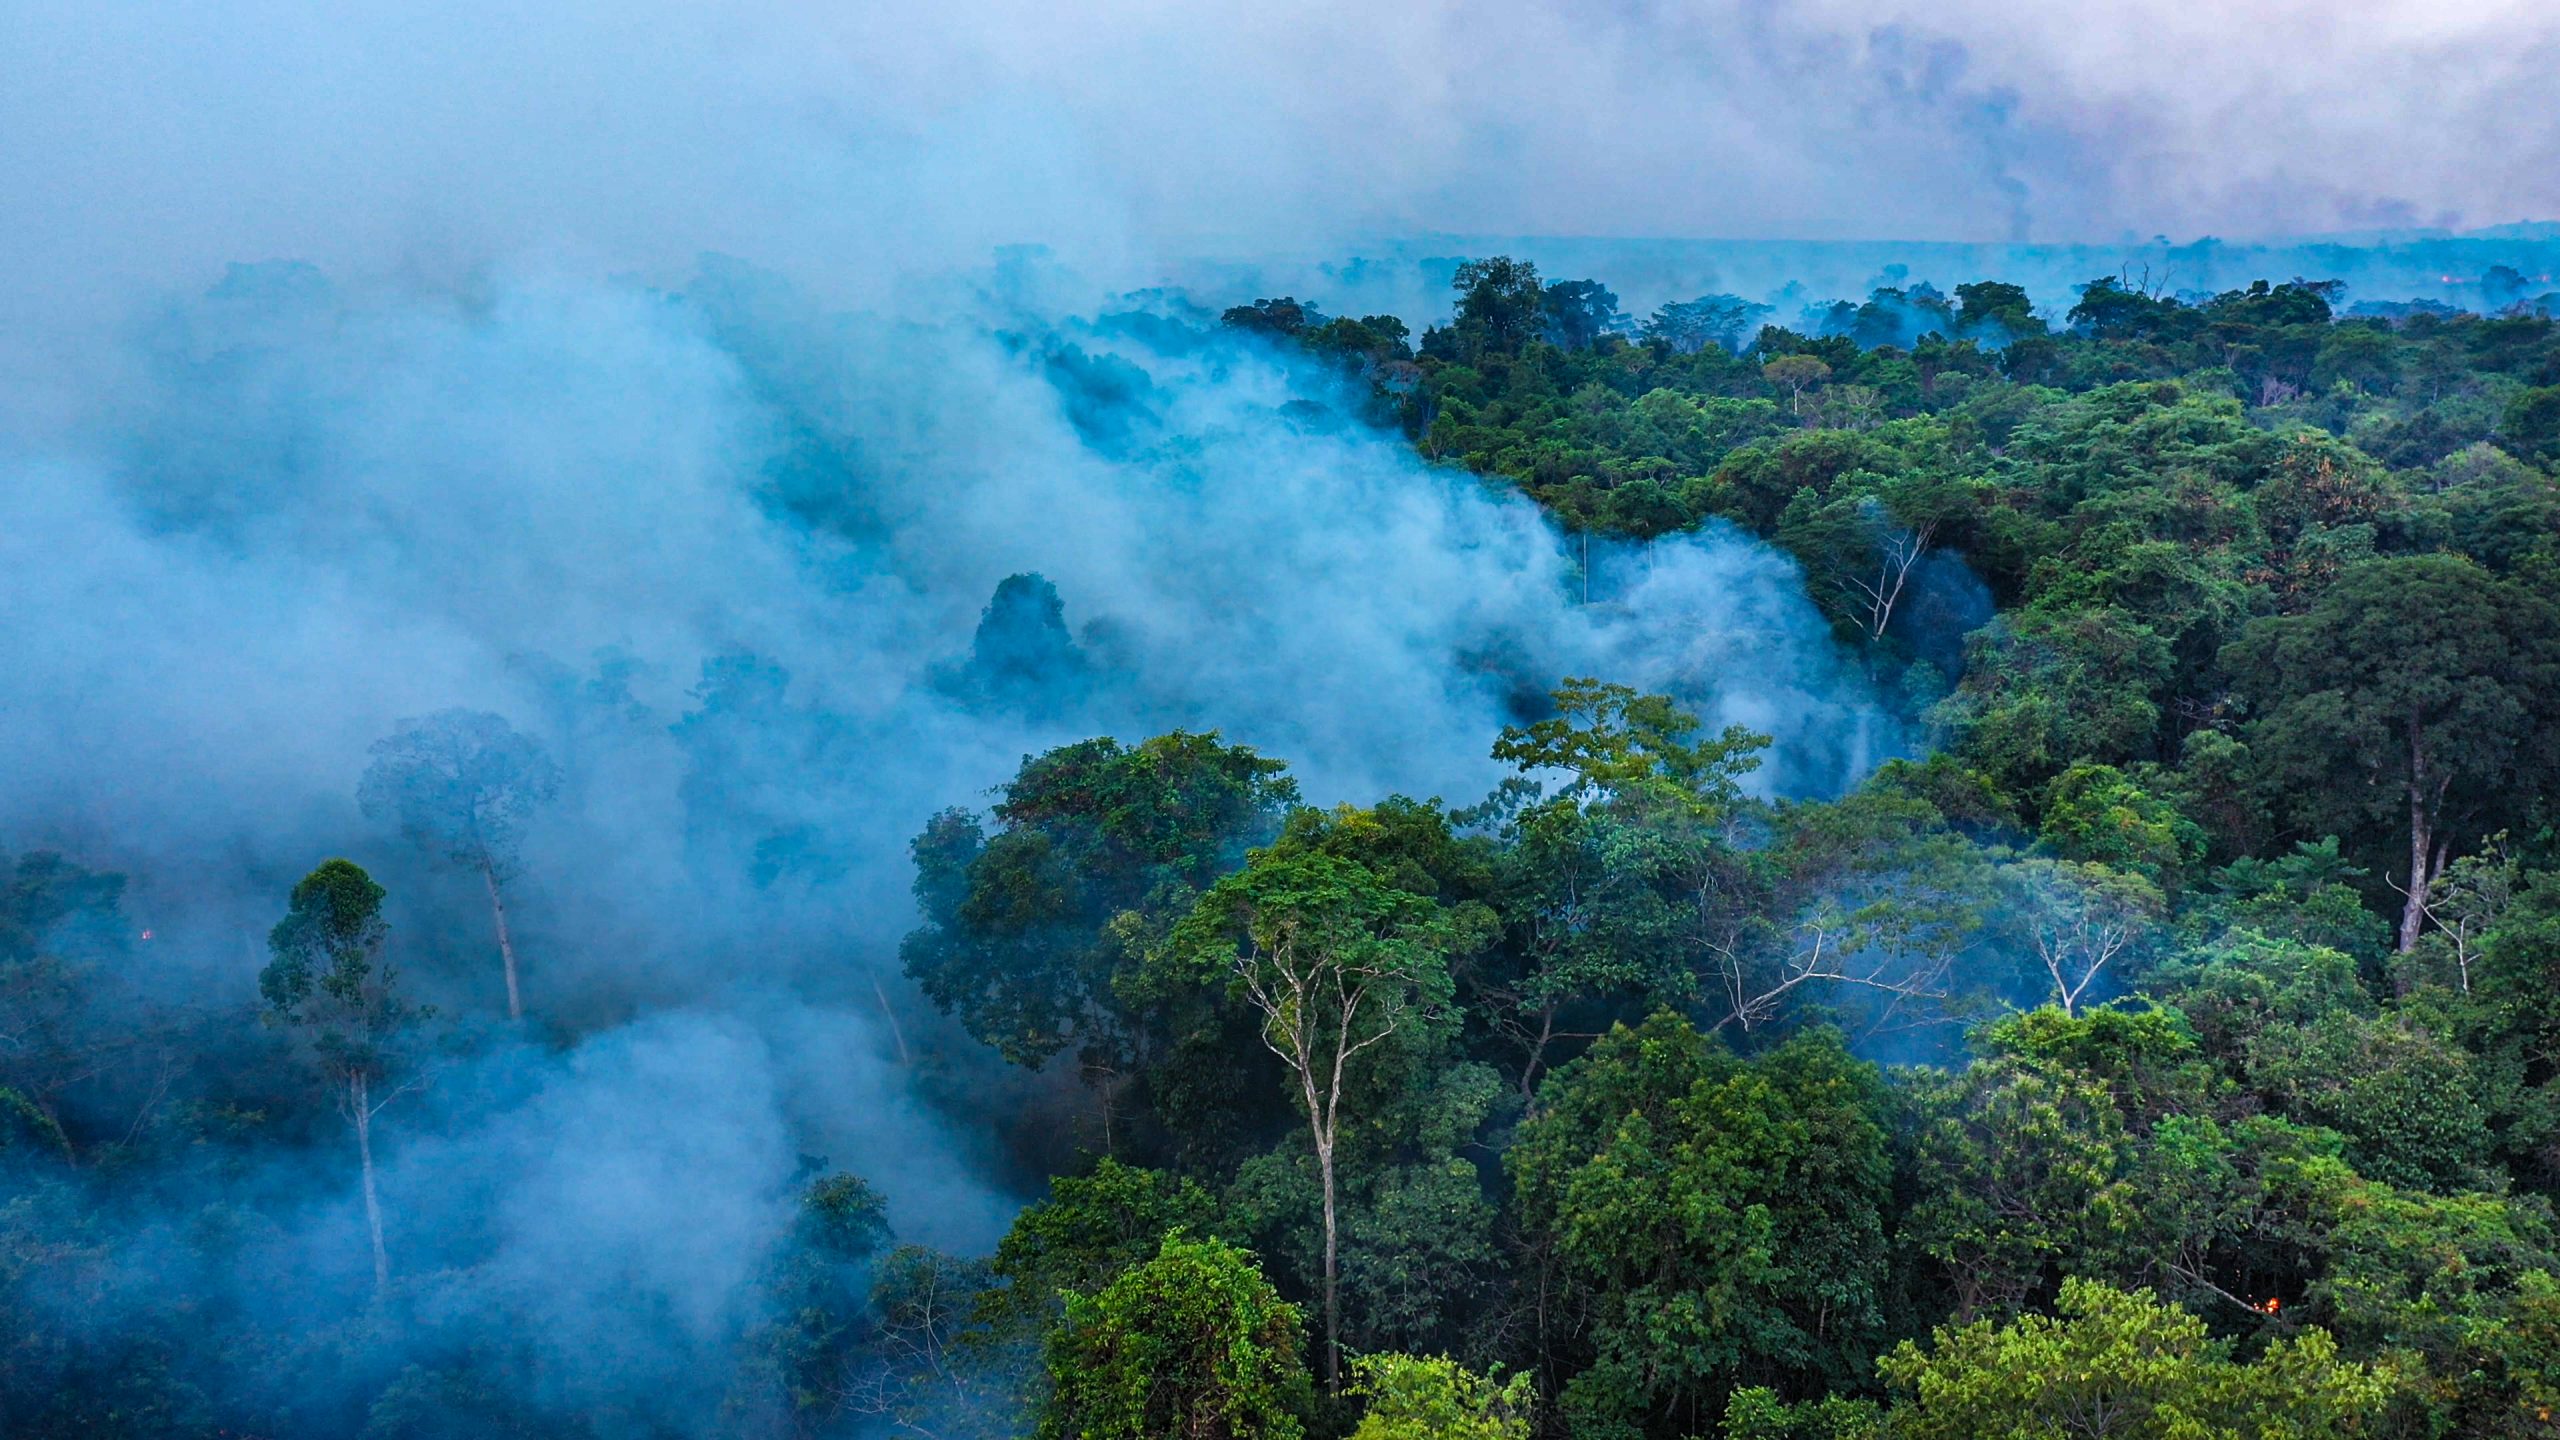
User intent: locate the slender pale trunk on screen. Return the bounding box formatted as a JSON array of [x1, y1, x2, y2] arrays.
[[1315, 1127, 1340, 1394], [352, 1073, 388, 1293], [1519, 1003, 1558, 1108], [482, 860, 522, 1022], [2399, 718, 2434, 956], [1296, 1046, 1344, 1393], [871, 977, 911, 1066]]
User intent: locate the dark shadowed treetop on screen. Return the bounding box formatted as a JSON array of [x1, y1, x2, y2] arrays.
[[903, 731, 1297, 1067], [940, 572, 1094, 715], [358, 708, 562, 876], [2225, 554, 2560, 947]]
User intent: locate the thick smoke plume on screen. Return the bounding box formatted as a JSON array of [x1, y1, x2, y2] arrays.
[[0, 252, 1888, 1423]]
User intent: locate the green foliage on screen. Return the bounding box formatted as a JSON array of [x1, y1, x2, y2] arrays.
[[1876, 1278, 2386, 1440], [1344, 1354, 1531, 1440], [1510, 1015, 1893, 1438], [1039, 1235, 1310, 1440], [1160, 827, 1477, 1071], [2037, 764, 2208, 891], [2226, 554, 2560, 950], [1489, 677, 1767, 823], [1715, 1388, 1884, 1440], [905, 730, 1298, 1068], [1160, 807, 1494, 1387], [903, 731, 1301, 1168], [725, 1170, 896, 1433], [2504, 385, 2560, 464], [261, 859, 415, 1080], [1905, 1007, 2221, 1317], [2242, 1010, 2491, 1191], [985, 1159, 1220, 1332], [1933, 608, 2174, 801]]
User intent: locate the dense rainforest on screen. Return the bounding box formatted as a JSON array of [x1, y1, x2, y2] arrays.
[[11, 256, 2560, 1440]]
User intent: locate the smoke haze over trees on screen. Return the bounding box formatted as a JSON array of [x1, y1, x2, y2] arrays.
[[8, 1, 2560, 1437]]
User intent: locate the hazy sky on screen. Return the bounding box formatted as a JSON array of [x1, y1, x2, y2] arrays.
[[5, 0, 2555, 325]]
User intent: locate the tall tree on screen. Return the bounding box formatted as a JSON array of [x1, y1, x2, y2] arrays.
[[1540, 279, 1625, 351], [259, 859, 421, 1291], [1442, 257, 1545, 359], [2225, 556, 2560, 952], [359, 709, 560, 1021], [1164, 829, 1480, 1392]]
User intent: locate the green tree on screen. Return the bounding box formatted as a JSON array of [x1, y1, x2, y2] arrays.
[[1475, 800, 1688, 1100], [903, 732, 1296, 1151], [1954, 281, 2044, 339], [1510, 1015, 1893, 1439], [1489, 677, 1767, 824], [1763, 356, 1832, 419], [2224, 555, 2560, 952], [1345, 1355, 1531, 1440], [1643, 296, 1773, 356], [985, 1159, 1220, 1335], [725, 1171, 892, 1438], [1039, 1234, 1308, 1440], [1473, 679, 1766, 1091], [1877, 1278, 2385, 1440], [1904, 1008, 2225, 1319], [2036, 765, 2207, 892], [1162, 823, 1483, 1391], [1933, 608, 2174, 803], [2243, 1010, 2489, 1191], [259, 859, 422, 1291], [1446, 257, 1545, 359], [2504, 385, 2560, 465]]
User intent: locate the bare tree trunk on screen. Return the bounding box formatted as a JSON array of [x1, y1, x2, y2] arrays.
[[1316, 1130, 1340, 1394], [871, 977, 911, 1065], [483, 861, 522, 1022], [353, 1073, 388, 1293], [1519, 1003, 1557, 1108], [2400, 720, 2432, 955], [1294, 1041, 1345, 1395]]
